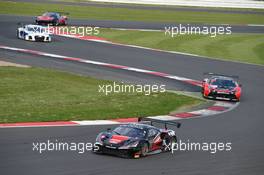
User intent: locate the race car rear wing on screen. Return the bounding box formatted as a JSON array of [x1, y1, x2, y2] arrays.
[[138, 117, 181, 129], [203, 72, 239, 79]]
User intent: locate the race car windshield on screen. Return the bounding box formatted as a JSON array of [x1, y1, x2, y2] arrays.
[[113, 126, 146, 138], [43, 12, 58, 18], [210, 79, 236, 88]]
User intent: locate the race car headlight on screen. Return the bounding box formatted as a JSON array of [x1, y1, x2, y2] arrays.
[[119, 141, 139, 149]]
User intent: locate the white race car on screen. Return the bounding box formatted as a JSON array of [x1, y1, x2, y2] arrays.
[[17, 24, 51, 42]]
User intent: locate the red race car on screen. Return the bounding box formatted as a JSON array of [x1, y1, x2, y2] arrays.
[[35, 12, 68, 26], [202, 73, 242, 101]]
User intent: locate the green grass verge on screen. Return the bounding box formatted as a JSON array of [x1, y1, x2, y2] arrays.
[[0, 66, 202, 123], [0, 1, 264, 24], [96, 29, 264, 65]]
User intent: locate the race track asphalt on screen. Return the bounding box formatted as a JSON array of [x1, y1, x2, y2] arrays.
[[0, 15, 264, 175]]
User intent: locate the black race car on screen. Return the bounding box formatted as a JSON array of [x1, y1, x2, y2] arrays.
[[93, 118, 181, 158]]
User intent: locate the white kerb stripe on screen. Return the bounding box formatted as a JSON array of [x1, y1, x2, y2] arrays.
[[125, 67, 153, 73], [189, 109, 220, 116], [73, 120, 120, 125], [147, 115, 181, 121], [166, 75, 190, 81]]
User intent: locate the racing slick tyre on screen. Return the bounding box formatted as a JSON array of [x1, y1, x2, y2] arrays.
[[170, 136, 177, 150], [140, 142, 149, 157], [162, 135, 177, 152], [92, 144, 103, 154], [202, 93, 208, 99], [52, 20, 58, 26], [16, 30, 19, 39]]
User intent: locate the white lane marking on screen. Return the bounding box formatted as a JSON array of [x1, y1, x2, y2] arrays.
[[166, 75, 191, 81], [79, 59, 108, 65], [247, 24, 264, 27], [125, 67, 153, 73], [42, 53, 67, 58], [88, 39, 111, 43], [72, 120, 120, 125], [147, 115, 181, 121], [214, 101, 236, 107], [189, 109, 220, 116]]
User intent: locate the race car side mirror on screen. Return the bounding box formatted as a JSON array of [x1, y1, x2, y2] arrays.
[[203, 78, 208, 83]]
